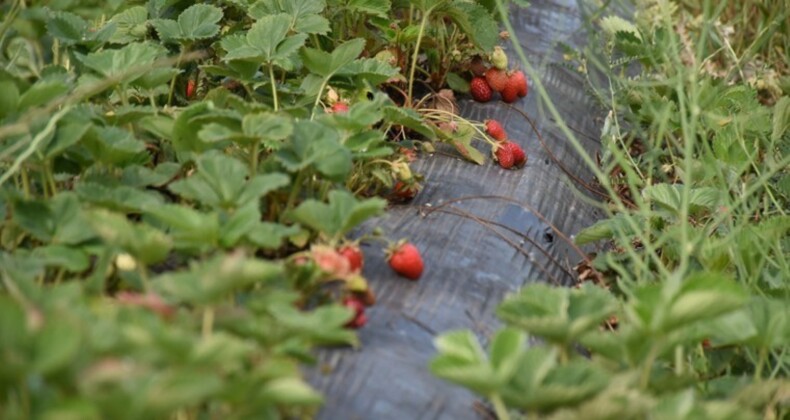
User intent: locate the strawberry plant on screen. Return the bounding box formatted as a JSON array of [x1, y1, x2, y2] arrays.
[[0, 0, 524, 416]]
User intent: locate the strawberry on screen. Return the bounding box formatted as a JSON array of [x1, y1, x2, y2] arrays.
[[388, 242, 424, 280], [510, 70, 528, 97], [484, 68, 508, 93], [469, 56, 488, 77], [339, 245, 364, 272], [354, 288, 377, 306], [496, 142, 526, 169], [343, 296, 367, 328], [508, 142, 527, 167], [495, 144, 514, 169], [331, 102, 349, 113], [501, 83, 519, 103], [186, 79, 196, 99], [393, 181, 419, 200], [491, 46, 508, 70], [470, 77, 492, 102], [485, 119, 507, 141]]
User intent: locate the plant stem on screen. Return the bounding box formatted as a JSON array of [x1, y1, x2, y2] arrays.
[[268, 63, 279, 111], [202, 306, 214, 340], [489, 393, 510, 420], [167, 47, 186, 107], [249, 142, 259, 176], [310, 78, 330, 120], [407, 11, 431, 107], [284, 170, 307, 216]]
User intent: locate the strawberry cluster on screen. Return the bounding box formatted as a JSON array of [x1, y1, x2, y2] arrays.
[[469, 47, 529, 104], [485, 118, 527, 169]]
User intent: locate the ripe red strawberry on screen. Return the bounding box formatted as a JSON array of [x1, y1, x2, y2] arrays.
[[508, 142, 527, 167], [343, 296, 367, 328], [497, 142, 526, 168], [495, 144, 514, 169], [331, 102, 349, 113], [511, 70, 528, 97], [388, 242, 424, 280], [501, 83, 519, 103], [485, 68, 508, 92], [470, 77, 492, 102], [339, 245, 364, 272], [393, 181, 419, 200], [186, 79, 196, 99], [485, 119, 507, 141]]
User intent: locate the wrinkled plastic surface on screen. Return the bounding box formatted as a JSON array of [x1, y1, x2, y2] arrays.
[[307, 1, 605, 418]]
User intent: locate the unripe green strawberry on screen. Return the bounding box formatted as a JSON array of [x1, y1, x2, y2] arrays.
[[484, 68, 508, 93], [470, 76, 492, 102], [491, 46, 508, 70], [387, 242, 424, 280], [485, 119, 507, 141]]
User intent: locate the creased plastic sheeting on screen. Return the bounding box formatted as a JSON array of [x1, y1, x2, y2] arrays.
[[306, 0, 606, 418]]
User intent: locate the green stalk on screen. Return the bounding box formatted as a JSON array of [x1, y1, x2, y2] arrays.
[[268, 63, 279, 111], [202, 306, 214, 340], [249, 142, 260, 176], [406, 11, 431, 107], [489, 393, 510, 420]]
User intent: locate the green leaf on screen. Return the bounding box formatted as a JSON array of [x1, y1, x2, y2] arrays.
[[259, 378, 323, 405], [220, 202, 260, 247], [301, 38, 366, 77], [383, 105, 436, 140], [76, 182, 165, 212], [288, 190, 385, 239], [242, 112, 294, 142], [145, 370, 224, 411], [177, 4, 223, 40], [489, 328, 526, 382], [599, 15, 642, 40], [31, 245, 90, 272], [664, 272, 748, 331], [575, 213, 641, 245], [445, 72, 470, 93], [42, 120, 90, 159], [771, 96, 790, 144], [246, 222, 299, 249], [430, 330, 499, 395], [153, 253, 282, 304], [348, 0, 392, 17], [18, 79, 70, 111], [445, 1, 498, 51], [337, 57, 400, 86], [108, 6, 150, 44], [0, 80, 20, 118], [169, 151, 288, 209], [146, 205, 220, 253], [88, 209, 172, 264], [249, 0, 330, 34], [83, 126, 147, 166], [33, 317, 82, 374], [47, 11, 89, 45], [275, 120, 352, 180], [77, 41, 167, 82], [496, 283, 618, 345]]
